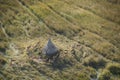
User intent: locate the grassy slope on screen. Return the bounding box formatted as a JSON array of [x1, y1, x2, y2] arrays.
[[40, 0, 120, 61], [0, 0, 120, 80]]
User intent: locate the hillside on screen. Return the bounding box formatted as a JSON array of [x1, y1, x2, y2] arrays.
[[0, 0, 120, 80]]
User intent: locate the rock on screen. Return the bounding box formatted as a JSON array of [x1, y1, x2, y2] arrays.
[[42, 39, 59, 57]]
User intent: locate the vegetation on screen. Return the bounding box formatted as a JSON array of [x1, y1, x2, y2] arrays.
[[83, 54, 107, 69], [106, 63, 120, 75], [99, 69, 112, 80], [0, 0, 120, 80]]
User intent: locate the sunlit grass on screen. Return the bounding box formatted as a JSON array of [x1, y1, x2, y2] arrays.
[[0, 0, 120, 80]]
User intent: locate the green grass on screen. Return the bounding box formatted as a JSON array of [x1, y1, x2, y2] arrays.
[[83, 54, 107, 69], [0, 0, 120, 80], [39, 0, 120, 62], [106, 63, 120, 75], [41, 0, 120, 49], [61, 0, 120, 24]]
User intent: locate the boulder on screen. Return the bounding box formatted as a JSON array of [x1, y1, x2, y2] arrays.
[[42, 39, 58, 57]]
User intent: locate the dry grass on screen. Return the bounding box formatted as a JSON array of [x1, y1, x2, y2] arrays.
[[0, 0, 120, 80]]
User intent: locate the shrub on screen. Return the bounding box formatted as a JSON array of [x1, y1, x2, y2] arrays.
[[0, 41, 8, 52], [83, 55, 107, 69], [106, 63, 120, 76], [99, 69, 112, 80], [0, 55, 7, 69]]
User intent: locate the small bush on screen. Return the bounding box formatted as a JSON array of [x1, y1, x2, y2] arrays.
[[84, 67, 97, 79], [0, 41, 8, 52], [83, 55, 107, 69], [106, 63, 120, 76], [99, 69, 112, 80], [0, 56, 7, 68]]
